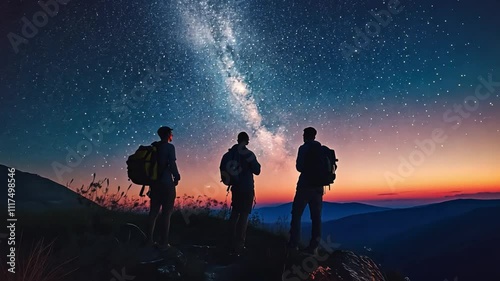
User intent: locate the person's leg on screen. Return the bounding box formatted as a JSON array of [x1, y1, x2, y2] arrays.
[[228, 210, 239, 239], [159, 187, 176, 247], [289, 188, 309, 248], [228, 190, 241, 251], [308, 187, 323, 249], [147, 196, 161, 245], [234, 189, 254, 251], [235, 212, 249, 251]]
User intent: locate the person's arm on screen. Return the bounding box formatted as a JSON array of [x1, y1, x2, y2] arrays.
[[296, 145, 308, 172], [168, 144, 181, 182], [248, 152, 261, 175]]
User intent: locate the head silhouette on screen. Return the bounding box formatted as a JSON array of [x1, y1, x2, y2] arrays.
[[237, 132, 249, 145], [303, 127, 317, 142], [158, 126, 173, 142]]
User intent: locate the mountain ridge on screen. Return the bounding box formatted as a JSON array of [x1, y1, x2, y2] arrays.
[[373, 205, 500, 281], [256, 201, 391, 224], [0, 163, 100, 211], [313, 198, 500, 248]]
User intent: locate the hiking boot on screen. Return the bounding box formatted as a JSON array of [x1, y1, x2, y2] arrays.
[[229, 244, 246, 256], [301, 246, 319, 256], [156, 243, 171, 251], [285, 243, 299, 258], [286, 242, 299, 251], [141, 240, 155, 248]]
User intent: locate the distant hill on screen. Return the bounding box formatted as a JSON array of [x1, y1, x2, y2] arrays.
[[310, 199, 500, 249], [299, 199, 500, 281], [372, 205, 500, 281], [256, 201, 390, 224], [0, 164, 100, 211]]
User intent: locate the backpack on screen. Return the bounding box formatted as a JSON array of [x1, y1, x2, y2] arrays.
[[220, 147, 242, 190], [305, 144, 338, 187], [126, 142, 160, 196], [322, 145, 338, 186]]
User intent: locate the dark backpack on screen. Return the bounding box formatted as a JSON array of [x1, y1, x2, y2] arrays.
[[126, 142, 160, 196], [322, 145, 338, 185], [305, 144, 338, 187], [220, 147, 242, 190]]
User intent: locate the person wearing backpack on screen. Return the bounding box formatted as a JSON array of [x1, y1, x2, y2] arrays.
[[288, 127, 325, 255], [222, 132, 261, 255], [145, 126, 180, 249]]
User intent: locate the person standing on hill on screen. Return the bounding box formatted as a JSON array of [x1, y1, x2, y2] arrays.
[[146, 126, 181, 249], [224, 132, 261, 255], [288, 127, 324, 255]]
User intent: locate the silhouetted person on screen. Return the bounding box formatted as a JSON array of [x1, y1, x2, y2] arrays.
[[288, 127, 324, 255], [227, 132, 261, 255], [146, 126, 180, 249]]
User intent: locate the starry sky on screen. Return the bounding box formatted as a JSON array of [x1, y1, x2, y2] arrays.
[[1, 0, 499, 207]]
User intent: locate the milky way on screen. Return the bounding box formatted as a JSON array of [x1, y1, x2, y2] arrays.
[[177, 0, 291, 168]]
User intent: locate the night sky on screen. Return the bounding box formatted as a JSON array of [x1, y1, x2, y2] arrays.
[[1, 0, 499, 207]]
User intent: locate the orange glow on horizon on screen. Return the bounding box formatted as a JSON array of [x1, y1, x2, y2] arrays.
[[33, 117, 500, 207]]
